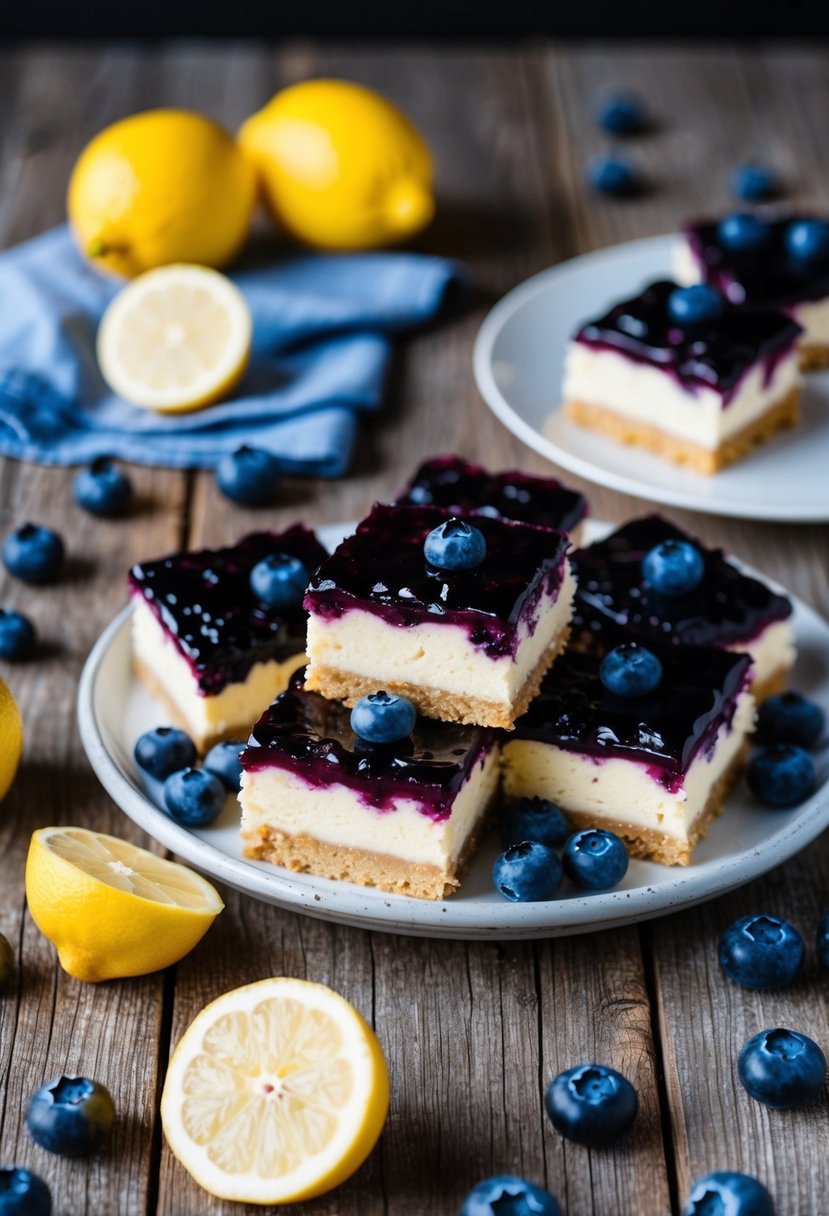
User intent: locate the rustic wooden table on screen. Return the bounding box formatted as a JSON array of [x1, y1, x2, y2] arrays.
[[1, 41, 828, 1216]]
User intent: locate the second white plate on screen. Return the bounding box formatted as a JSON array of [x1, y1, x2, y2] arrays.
[[474, 234, 829, 521]]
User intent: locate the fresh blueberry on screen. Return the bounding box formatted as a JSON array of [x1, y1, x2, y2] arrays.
[[461, 1175, 562, 1216], [738, 1027, 826, 1109], [730, 163, 780, 203], [203, 741, 245, 793], [683, 1170, 775, 1216], [249, 554, 310, 609], [600, 643, 662, 698], [163, 768, 227, 827], [667, 284, 724, 327], [719, 913, 804, 990], [563, 829, 629, 891], [785, 218, 829, 264], [134, 726, 197, 781], [215, 445, 281, 506], [501, 797, 570, 850], [755, 691, 825, 748], [587, 155, 643, 197], [73, 458, 133, 518], [0, 933, 13, 988], [717, 212, 770, 252], [746, 744, 816, 808], [0, 611, 36, 661], [642, 538, 705, 597], [423, 518, 486, 571], [596, 91, 649, 136], [2, 524, 64, 585], [817, 909, 829, 969], [0, 1167, 52, 1216], [493, 841, 563, 902], [350, 691, 417, 744], [26, 1074, 115, 1155], [545, 1063, 638, 1147]]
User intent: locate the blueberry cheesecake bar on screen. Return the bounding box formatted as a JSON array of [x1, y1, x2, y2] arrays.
[[129, 527, 327, 751], [561, 279, 802, 473], [303, 504, 576, 729]]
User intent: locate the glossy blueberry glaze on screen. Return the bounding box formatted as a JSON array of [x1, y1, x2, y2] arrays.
[[573, 279, 801, 403], [512, 646, 751, 793], [129, 527, 327, 695], [686, 214, 829, 308], [571, 515, 792, 652], [240, 669, 496, 820], [304, 504, 570, 659], [397, 455, 588, 535]]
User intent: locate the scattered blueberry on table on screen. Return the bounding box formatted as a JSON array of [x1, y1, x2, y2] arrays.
[[817, 910, 829, 969], [350, 691, 417, 744], [682, 1170, 775, 1216], [0, 1167, 52, 1216], [545, 1063, 638, 1146], [755, 691, 825, 749], [563, 829, 629, 891], [784, 218, 829, 263], [587, 155, 643, 197], [596, 91, 649, 136], [73, 458, 133, 518], [215, 445, 281, 506], [163, 767, 227, 827], [738, 1027, 827, 1109], [423, 518, 486, 570], [492, 841, 563, 903], [746, 744, 816, 808], [600, 643, 662, 698], [667, 284, 723, 327], [26, 1075, 115, 1156], [730, 162, 780, 203], [134, 726, 197, 781], [0, 610, 36, 662], [642, 538, 705, 596], [0, 933, 13, 988], [2, 524, 64, 585], [461, 1175, 562, 1216], [203, 741, 245, 793], [501, 797, 570, 850], [250, 554, 310, 609], [719, 914, 804, 990]]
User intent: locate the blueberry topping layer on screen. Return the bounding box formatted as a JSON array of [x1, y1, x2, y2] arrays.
[[129, 527, 327, 695], [686, 213, 829, 308], [305, 505, 570, 659]]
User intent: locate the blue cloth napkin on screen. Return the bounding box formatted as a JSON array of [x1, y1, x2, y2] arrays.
[[0, 226, 465, 476]]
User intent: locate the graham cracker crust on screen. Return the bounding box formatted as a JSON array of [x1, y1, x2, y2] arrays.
[[799, 342, 829, 371], [304, 627, 571, 731], [241, 791, 497, 900], [751, 665, 791, 704], [563, 388, 801, 475]]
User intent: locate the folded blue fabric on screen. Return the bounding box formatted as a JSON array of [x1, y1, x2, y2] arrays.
[[0, 226, 465, 476]]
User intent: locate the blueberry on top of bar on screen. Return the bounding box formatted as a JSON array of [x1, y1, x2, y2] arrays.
[[129, 526, 327, 695], [397, 454, 588, 535], [571, 515, 792, 652]]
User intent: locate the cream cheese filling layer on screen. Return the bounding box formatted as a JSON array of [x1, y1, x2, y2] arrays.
[[239, 746, 500, 871], [306, 566, 575, 708], [502, 691, 755, 843], [132, 598, 305, 744], [562, 341, 801, 450], [725, 619, 795, 689]]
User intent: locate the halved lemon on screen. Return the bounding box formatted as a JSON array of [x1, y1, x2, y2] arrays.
[[25, 827, 224, 982], [161, 977, 389, 1204], [96, 263, 252, 413]]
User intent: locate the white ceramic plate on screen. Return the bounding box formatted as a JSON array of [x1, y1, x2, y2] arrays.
[[474, 233, 829, 522], [78, 522, 829, 940]]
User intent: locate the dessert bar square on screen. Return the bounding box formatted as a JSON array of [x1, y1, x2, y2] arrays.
[[129, 526, 328, 751], [239, 672, 500, 899], [303, 504, 576, 729]]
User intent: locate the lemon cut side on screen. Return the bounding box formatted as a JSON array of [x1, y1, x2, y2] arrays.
[[97, 264, 252, 413], [161, 977, 389, 1205], [25, 827, 223, 982]]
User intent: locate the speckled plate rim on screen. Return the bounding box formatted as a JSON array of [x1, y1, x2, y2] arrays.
[[77, 522, 829, 940]]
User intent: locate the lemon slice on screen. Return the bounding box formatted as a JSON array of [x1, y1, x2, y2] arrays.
[[26, 827, 223, 982], [161, 977, 389, 1205], [97, 264, 252, 413]]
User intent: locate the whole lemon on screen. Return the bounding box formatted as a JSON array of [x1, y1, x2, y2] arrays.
[[0, 676, 23, 802], [239, 79, 434, 250], [68, 109, 257, 278]]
